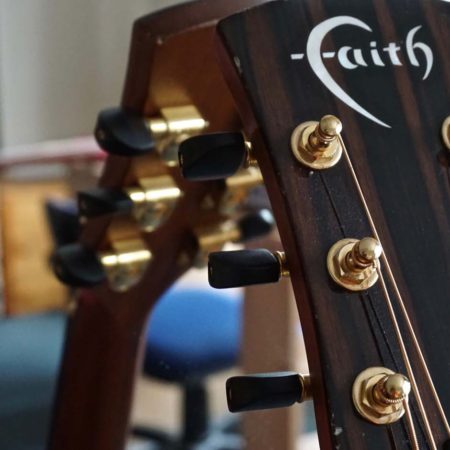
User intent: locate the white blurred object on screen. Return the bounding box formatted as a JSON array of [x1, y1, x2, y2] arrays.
[[298, 432, 320, 449], [0, 0, 183, 148]]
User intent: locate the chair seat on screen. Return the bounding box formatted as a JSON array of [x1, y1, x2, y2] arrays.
[[144, 289, 242, 382], [0, 312, 66, 450]]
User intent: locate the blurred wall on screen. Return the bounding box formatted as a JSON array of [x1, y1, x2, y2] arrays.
[[0, 0, 183, 148]]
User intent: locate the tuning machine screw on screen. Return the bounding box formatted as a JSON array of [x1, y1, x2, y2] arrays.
[[208, 248, 288, 289], [291, 115, 343, 170], [226, 371, 311, 413], [178, 132, 256, 180], [353, 367, 411, 425], [327, 237, 382, 291]]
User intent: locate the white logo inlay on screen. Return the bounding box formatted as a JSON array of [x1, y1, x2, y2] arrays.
[[291, 16, 434, 128]]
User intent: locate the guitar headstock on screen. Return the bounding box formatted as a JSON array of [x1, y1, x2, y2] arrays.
[[48, 1, 449, 449], [214, 0, 450, 449]]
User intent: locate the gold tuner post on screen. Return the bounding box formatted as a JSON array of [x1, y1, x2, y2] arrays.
[[353, 367, 411, 425], [327, 237, 382, 291], [291, 115, 343, 170]]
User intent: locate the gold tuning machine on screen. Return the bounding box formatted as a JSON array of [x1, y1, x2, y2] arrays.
[[78, 175, 182, 232], [327, 237, 382, 291], [94, 105, 207, 163], [125, 176, 182, 231], [148, 106, 208, 166], [53, 238, 152, 292], [353, 367, 411, 425], [291, 115, 343, 170]]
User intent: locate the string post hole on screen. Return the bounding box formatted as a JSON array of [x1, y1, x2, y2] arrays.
[[353, 367, 411, 425], [291, 114, 343, 170], [327, 237, 382, 291]]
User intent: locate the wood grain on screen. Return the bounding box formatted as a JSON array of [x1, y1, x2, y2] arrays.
[[217, 1, 449, 448]]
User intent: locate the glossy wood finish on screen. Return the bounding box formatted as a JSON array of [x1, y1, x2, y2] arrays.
[[217, 1, 449, 449], [48, 2, 270, 450]]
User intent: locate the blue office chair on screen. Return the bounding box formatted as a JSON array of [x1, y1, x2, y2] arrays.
[[134, 287, 242, 448]]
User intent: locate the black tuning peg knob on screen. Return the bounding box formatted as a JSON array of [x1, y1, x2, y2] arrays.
[[236, 209, 275, 243], [178, 132, 248, 180], [52, 243, 105, 287], [226, 372, 309, 413], [95, 107, 155, 156], [208, 249, 286, 289], [78, 188, 133, 218]]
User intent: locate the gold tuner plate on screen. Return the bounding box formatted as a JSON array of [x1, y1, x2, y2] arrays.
[[221, 167, 264, 215], [126, 175, 182, 232], [291, 115, 343, 170], [327, 237, 382, 291], [442, 116, 450, 152], [148, 105, 208, 166], [100, 239, 152, 292], [353, 367, 411, 425]]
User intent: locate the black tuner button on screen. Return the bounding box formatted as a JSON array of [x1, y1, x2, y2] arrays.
[[226, 372, 305, 412], [444, 440, 450, 450], [45, 199, 80, 247], [178, 132, 247, 180], [237, 209, 275, 242], [95, 107, 155, 156], [52, 243, 105, 287], [78, 188, 133, 218], [208, 249, 282, 289]]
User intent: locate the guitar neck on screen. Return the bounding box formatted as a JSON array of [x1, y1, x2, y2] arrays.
[[48, 292, 146, 450]]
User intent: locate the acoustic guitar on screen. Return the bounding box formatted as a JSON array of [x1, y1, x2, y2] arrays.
[[51, 0, 450, 449]]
